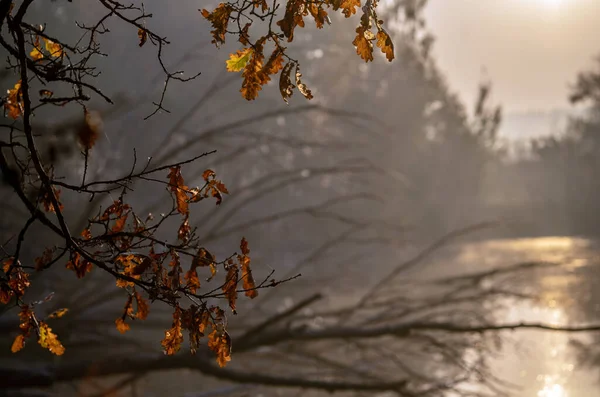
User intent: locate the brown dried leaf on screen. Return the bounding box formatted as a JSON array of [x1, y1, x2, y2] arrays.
[[66, 252, 93, 279], [8, 266, 30, 298], [279, 62, 295, 103], [0, 284, 13, 304], [168, 166, 189, 215], [308, 3, 328, 28], [223, 266, 239, 314], [138, 28, 148, 47], [78, 109, 102, 150], [277, 0, 305, 42], [202, 169, 216, 181], [239, 23, 251, 45], [240, 39, 267, 100], [295, 64, 313, 100], [178, 215, 191, 243], [200, 4, 233, 46]]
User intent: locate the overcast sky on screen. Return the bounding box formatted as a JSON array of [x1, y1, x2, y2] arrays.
[[425, 0, 600, 115]]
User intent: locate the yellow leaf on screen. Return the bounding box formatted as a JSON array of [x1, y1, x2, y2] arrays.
[[48, 308, 68, 319], [30, 35, 44, 60], [38, 322, 65, 356], [226, 48, 254, 72], [43, 38, 63, 58]]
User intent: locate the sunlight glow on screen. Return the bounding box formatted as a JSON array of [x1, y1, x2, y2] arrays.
[[536, 0, 565, 8], [538, 383, 567, 397]]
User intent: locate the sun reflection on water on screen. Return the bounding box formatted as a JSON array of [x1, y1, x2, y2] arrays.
[[538, 381, 567, 397]]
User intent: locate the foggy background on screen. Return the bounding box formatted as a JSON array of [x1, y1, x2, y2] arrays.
[[3, 0, 600, 396]]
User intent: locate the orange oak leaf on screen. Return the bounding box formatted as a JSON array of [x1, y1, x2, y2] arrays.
[[337, 0, 361, 17], [41, 186, 64, 213], [115, 254, 143, 288], [208, 329, 232, 367], [115, 295, 134, 334], [81, 228, 92, 240], [115, 318, 130, 334], [4, 80, 22, 119], [376, 29, 394, 62], [134, 290, 149, 320], [240, 253, 258, 299], [353, 26, 374, 62], [11, 334, 25, 353], [162, 306, 184, 355], [35, 247, 53, 272], [66, 252, 93, 279], [18, 305, 34, 334], [184, 263, 201, 294]]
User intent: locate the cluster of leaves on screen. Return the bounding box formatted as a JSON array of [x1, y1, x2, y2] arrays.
[[1, 161, 267, 366], [201, 0, 395, 101]]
